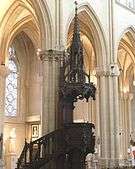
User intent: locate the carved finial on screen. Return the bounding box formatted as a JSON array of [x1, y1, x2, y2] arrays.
[[73, 1, 79, 37], [74, 1, 78, 14], [74, 1, 78, 6]]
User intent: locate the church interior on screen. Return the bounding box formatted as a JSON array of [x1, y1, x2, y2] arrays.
[[0, 0, 135, 168]]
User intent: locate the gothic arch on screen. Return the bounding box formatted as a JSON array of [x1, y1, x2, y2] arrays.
[[65, 2, 108, 66], [0, 0, 53, 63], [117, 26, 135, 91], [117, 26, 135, 157], [30, 0, 53, 48], [116, 26, 135, 61]]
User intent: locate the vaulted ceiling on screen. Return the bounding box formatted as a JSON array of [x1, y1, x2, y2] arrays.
[[118, 31, 135, 92], [0, 0, 40, 63]]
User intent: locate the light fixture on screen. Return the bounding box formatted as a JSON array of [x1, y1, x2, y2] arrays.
[[123, 86, 128, 93], [10, 128, 16, 139], [133, 80, 135, 86], [37, 48, 41, 57]]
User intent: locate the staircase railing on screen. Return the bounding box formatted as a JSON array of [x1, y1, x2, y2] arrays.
[[16, 123, 95, 169], [16, 140, 29, 169], [16, 129, 64, 169]]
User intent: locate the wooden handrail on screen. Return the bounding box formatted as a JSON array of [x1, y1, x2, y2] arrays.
[[16, 123, 95, 169]]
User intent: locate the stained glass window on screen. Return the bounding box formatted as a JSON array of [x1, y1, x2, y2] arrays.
[[5, 48, 18, 117]]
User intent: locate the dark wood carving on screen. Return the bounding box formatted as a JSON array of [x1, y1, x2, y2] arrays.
[[16, 123, 95, 169], [58, 2, 96, 126]]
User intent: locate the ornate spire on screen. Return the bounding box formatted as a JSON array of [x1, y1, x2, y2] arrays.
[[69, 1, 85, 83], [71, 1, 82, 54], [72, 1, 81, 46], [59, 1, 96, 125]]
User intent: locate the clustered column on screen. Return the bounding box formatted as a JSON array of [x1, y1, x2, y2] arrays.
[[119, 92, 133, 159], [40, 50, 63, 135], [96, 64, 120, 167], [96, 69, 111, 166], [0, 65, 9, 168], [128, 93, 133, 136]]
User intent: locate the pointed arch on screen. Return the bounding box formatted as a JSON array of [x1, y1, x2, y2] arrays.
[[117, 26, 135, 95], [117, 27, 135, 50], [117, 26, 135, 155], [0, 0, 53, 63], [65, 2, 108, 66]]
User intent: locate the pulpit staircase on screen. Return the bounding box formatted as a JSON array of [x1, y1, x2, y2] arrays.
[[16, 123, 95, 169]]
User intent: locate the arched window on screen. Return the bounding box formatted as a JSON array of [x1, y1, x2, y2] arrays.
[[5, 47, 18, 117]]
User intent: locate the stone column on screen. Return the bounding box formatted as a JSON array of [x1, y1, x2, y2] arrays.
[[0, 65, 10, 168], [119, 93, 125, 159], [124, 94, 129, 158], [107, 64, 120, 165], [119, 93, 133, 159], [108, 69, 123, 167], [95, 87, 101, 156], [128, 93, 133, 138], [96, 69, 111, 167], [40, 50, 63, 135], [96, 63, 120, 167], [111, 75, 120, 161]]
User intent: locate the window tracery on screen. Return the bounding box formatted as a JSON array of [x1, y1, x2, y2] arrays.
[[116, 0, 135, 10], [5, 47, 18, 117]]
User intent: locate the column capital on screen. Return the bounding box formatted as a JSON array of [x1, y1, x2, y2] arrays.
[[0, 65, 10, 77], [119, 92, 133, 100], [39, 49, 64, 62], [128, 93, 134, 101], [126, 93, 133, 100], [96, 63, 120, 77]]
